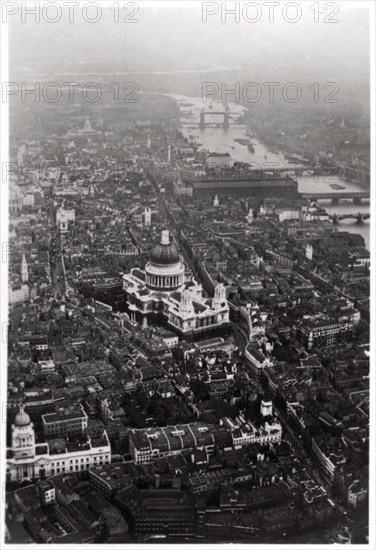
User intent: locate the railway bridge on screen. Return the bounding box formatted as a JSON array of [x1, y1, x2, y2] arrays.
[[301, 191, 370, 206]]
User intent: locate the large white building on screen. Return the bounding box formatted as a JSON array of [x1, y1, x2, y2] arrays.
[[225, 401, 282, 448], [56, 206, 75, 233], [230, 418, 282, 448], [123, 230, 230, 340], [129, 423, 216, 464], [8, 283, 37, 305], [6, 404, 111, 481], [245, 345, 274, 379], [206, 152, 234, 169]]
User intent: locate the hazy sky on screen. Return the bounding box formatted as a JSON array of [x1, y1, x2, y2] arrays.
[[9, 3, 370, 81]]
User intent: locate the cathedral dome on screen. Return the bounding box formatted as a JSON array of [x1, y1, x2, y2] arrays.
[[149, 230, 180, 266], [14, 404, 31, 427], [145, 230, 185, 292]]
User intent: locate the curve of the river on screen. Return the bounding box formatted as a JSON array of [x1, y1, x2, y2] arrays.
[[168, 94, 370, 250]]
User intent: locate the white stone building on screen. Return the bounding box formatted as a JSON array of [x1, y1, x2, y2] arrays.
[[123, 230, 230, 339], [245, 345, 273, 379], [6, 405, 111, 482]]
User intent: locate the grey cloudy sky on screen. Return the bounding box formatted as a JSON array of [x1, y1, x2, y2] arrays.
[[9, 3, 370, 81]]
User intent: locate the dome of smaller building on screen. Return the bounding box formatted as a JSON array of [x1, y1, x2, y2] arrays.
[[149, 230, 180, 266], [14, 404, 31, 427]]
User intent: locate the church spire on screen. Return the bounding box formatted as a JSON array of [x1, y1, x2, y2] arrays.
[[21, 254, 29, 283]]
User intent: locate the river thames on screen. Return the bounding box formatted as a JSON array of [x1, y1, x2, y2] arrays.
[[170, 94, 370, 250]]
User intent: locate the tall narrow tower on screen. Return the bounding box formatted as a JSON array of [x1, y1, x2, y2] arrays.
[[199, 108, 206, 129], [21, 254, 29, 283], [306, 244, 313, 260], [213, 283, 226, 310], [144, 206, 151, 227], [261, 397, 273, 417], [12, 403, 35, 458], [84, 119, 93, 132], [167, 144, 172, 164], [180, 290, 194, 318], [223, 103, 230, 129]]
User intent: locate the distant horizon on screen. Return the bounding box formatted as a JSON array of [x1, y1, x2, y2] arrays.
[[9, 5, 370, 82]]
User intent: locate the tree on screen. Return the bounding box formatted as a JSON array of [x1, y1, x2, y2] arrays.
[[190, 380, 209, 401]]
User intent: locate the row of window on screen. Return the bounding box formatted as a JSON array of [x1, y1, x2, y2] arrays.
[[137, 518, 195, 523], [18, 437, 33, 446], [45, 419, 85, 429], [51, 455, 110, 467], [136, 456, 152, 463], [147, 275, 182, 287], [49, 458, 111, 475]]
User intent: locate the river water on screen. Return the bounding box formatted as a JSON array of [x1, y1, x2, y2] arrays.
[[169, 94, 370, 250]]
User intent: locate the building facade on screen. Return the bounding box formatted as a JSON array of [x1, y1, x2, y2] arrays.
[[129, 422, 216, 464], [245, 345, 274, 379], [6, 405, 111, 481], [42, 406, 88, 438]]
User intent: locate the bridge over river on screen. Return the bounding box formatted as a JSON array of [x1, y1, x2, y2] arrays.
[[330, 212, 370, 224], [199, 103, 234, 129], [301, 191, 370, 205]]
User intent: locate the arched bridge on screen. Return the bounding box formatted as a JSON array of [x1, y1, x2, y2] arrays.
[[330, 212, 370, 224]]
